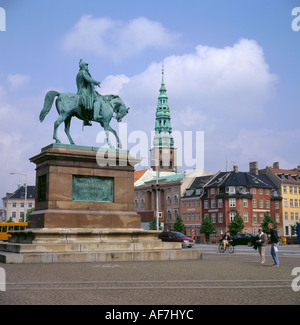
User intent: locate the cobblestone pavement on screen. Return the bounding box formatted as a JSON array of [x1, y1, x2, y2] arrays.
[[0, 253, 299, 305]]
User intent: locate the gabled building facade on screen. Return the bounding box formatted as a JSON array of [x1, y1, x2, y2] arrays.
[[2, 185, 35, 222], [263, 162, 300, 237], [181, 163, 283, 237]]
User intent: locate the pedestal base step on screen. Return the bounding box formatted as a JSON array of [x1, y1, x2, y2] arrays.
[[0, 247, 202, 264]]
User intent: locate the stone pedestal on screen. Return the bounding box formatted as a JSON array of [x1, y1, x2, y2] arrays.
[[28, 144, 141, 229]]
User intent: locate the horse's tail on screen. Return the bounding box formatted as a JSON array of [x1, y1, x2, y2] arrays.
[[39, 90, 60, 122]]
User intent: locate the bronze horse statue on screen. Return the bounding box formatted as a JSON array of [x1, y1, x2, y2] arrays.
[[39, 90, 129, 149]]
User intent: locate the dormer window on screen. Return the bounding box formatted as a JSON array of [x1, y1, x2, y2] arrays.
[[228, 187, 235, 194]]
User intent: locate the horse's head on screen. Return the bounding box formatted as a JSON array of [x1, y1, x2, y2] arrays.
[[112, 96, 130, 122]]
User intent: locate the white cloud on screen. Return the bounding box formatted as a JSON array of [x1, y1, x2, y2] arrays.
[[7, 74, 31, 89], [101, 74, 130, 95], [62, 15, 181, 61]]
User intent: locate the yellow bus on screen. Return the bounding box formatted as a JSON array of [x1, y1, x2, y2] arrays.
[[0, 222, 28, 241]]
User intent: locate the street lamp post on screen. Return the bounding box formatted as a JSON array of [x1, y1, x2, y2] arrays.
[[10, 173, 27, 222]]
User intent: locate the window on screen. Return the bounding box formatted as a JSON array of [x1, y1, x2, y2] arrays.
[[253, 199, 257, 208], [229, 198, 236, 207], [266, 189, 270, 195], [141, 199, 145, 208], [167, 210, 172, 220], [290, 186, 293, 194], [283, 186, 287, 194], [211, 200, 216, 208], [260, 214, 264, 222], [228, 187, 235, 194], [243, 199, 248, 207], [252, 188, 256, 194], [275, 201, 279, 209], [229, 212, 235, 221], [291, 212, 294, 221], [204, 200, 209, 209], [296, 212, 299, 221], [197, 212, 200, 221], [211, 188, 215, 195], [275, 213, 280, 223], [295, 200, 298, 208], [285, 212, 288, 220], [134, 199, 138, 207], [266, 200, 270, 209], [182, 201, 186, 207], [253, 213, 257, 223], [211, 213, 216, 223], [167, 196, 171, 204], [243, 212, 248, 223], [259, 200, 263, 208], [192, 213, 195, 221], [174, 195, 178, 204], [12, 202, 17, 208], [284, 199, 287, 207], [259, 188, 263, 195], [218, 199, 223, 208], [182, 213, 186, 221], [218, 213, 223, 223], [290, 199, 294, 207]]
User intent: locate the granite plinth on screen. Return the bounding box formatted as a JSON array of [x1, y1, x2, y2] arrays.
[[28, 144, 141, 229]]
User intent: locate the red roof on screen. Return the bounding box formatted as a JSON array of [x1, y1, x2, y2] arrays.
[[134, 169, 148, 183], [268, 167, 300, 184]]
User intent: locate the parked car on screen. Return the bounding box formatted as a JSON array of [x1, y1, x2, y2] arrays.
[[158, 231, 195, 248], [231, 233, 257, 247]]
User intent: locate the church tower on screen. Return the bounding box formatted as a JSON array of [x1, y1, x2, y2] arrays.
[[150, 64, 177, 172]]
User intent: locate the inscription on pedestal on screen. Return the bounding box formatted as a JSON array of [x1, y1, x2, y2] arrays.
[[72, 175, 114, 203]]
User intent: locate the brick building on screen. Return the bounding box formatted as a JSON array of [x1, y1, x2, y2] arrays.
[[181, 163, 283, 237]]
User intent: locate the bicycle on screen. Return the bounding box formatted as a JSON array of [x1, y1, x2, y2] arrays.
[[218, 242, 234, 253]]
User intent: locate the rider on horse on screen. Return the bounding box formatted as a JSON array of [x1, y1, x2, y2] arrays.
[[76, 59, 102, 126]]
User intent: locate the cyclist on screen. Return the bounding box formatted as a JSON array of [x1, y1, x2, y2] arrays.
[[221, 232, 232, 249]]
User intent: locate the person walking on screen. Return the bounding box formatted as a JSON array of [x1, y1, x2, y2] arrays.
[[268, 223, 279, 267], [256, 228, 267, 264]]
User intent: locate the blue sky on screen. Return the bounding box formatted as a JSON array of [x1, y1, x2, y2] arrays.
[[0, 0, 300, 201]]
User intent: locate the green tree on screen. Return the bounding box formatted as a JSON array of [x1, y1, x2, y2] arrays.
[[261, 212, 277, 235], [228, 210, 244, 236], [173, 215, 185, 233], [149, 217, 163, 230], [200, 215, 216, 242]]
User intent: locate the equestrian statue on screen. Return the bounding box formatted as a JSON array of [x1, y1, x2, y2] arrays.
[[39, 59, 129, 149]]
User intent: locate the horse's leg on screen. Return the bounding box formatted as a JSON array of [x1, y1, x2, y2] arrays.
[[107, 125, 122, 149], [102, 122, 115, 149], [64, 116, 75, 145], [53, 115, 66, 144]]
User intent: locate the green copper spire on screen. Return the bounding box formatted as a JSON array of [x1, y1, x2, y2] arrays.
[[153, 64, 174, 148]]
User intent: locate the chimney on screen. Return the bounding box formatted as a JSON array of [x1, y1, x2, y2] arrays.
[[273, 162, 279, 169], [249, 161, 258, 175], [233, 165, 238, 173]]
